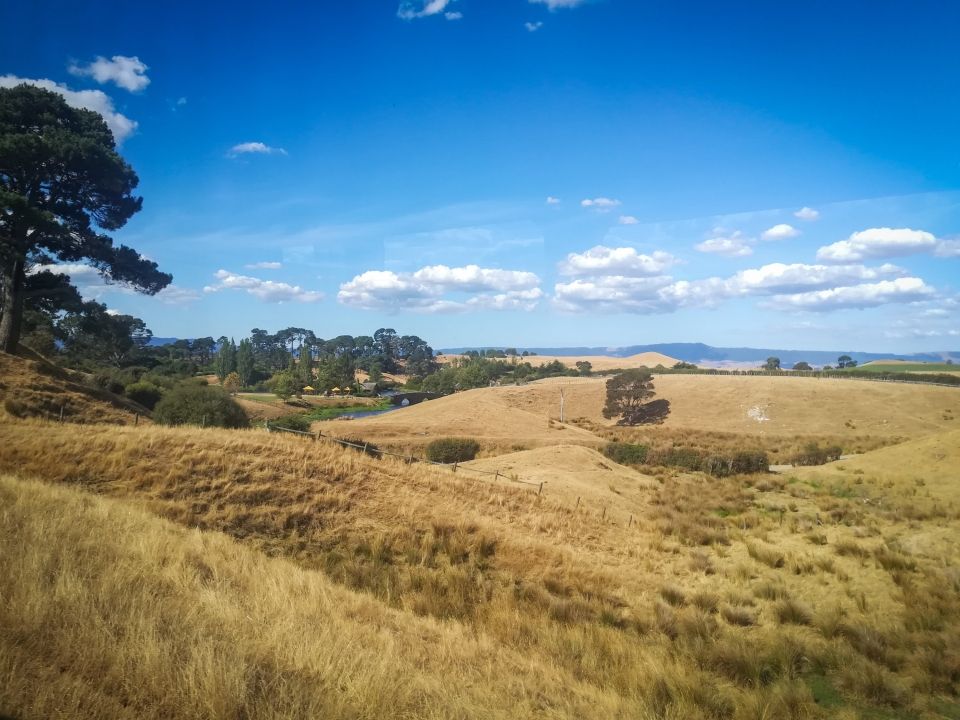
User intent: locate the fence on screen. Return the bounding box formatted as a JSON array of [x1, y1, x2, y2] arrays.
[[264, 421, 546, 495]]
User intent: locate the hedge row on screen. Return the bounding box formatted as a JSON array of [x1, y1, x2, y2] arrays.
[[426, 437, 480, 464], [603, 442, 769, 477]]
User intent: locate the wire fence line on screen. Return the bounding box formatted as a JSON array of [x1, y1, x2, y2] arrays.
[[264, 421, 546, 494]]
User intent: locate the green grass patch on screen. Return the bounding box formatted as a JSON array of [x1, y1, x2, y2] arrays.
[[302, 399, 392, 421]]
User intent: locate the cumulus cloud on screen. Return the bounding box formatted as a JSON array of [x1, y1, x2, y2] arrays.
[[204, 269, 323, 303], [68, 55, 149, 92], [695, 230, 753, 257], [338, 264, 542, 313], [934, 239, 960, 258], [816, 227, 938, 263], [156, 285, 201, 305], [530, 0, 587, 8], [761, 223, 800, 240], [0, 74, 137, 142], [794, 206, 820, 221], [227, 141, 287, 157], [525, 21, 544, 31], [245, 261, 282, 270], [766, 277, 933, 311], [559, 246, 676, 277], [581, 197, 621, 211], [553, 248, 928, 315], [619, 215, 639, 225], [397, 0, 459, 19], [545, 196, 561, 204]]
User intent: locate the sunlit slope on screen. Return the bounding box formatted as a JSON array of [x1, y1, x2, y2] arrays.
[[0, 351, 145, 424], [318, 384, 603, 450], [462, 443, 657, 508], [796, 428, 960, 506], [0, 474, 611, 719], [344, 373, 959, 448], [652, 374, 960, 437], [3, 419, 960, 717]]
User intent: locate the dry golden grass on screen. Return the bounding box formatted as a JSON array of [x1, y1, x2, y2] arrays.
[[3, 413, 960, 718], [0, 474, 617, 719], [0, 351, 145, 425]]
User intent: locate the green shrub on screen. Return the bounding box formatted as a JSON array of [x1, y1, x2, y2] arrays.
[[124, 381, 164, 410], [603, 442, 648, 465], [731, 450, 770, 474], [426, 437, 480, 464], [153, 384, 249, 429], [91, 371, 125, 396], [790, 442, 843, 466], [270, 414, 312, 433]]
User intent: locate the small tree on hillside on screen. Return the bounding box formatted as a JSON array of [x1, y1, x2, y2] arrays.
[[764, 357, 781, 371], [223, 371, 241, 396], [214, 338, 236, 382], [576, 360, 593, 376], [269, 370, 297, 401], [793, 361, 812, 371], [602, 368, 671, 426], [235, 339, 255, 387], [837, 355, 857, 369]]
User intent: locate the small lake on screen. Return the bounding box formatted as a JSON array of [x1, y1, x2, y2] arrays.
[[335, 406, 405, 420]]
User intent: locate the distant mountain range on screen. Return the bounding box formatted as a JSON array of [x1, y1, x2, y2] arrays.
[[439, 343, 960, 367]]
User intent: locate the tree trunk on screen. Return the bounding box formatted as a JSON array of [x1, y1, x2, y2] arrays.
[[0, 257, 26, 353]]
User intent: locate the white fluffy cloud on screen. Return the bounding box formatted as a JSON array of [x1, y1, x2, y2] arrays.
[[0, 74, 137, 142], [581, 197, 621, 211], [68, 55, 149, 92], [204, 269, 323, 303], [695, 230, 753, 258], [245, 261, 282, 270], [816, 227, 937, 262], [545, 195, 561, 204], [228, 141, 287, 157], [553, 248, 928, 314], [529, 0, 587, 8], [934, 239, 960, 258], [525, 21, 544, 31], [794, 207, 820, 221], [559, 246, 676, 277], [761, 223, 800, 240], [766, 277, 933, 311], [619, 215, 639, 225], [397, 0, 460, 19], [338, 264, 542, 313]]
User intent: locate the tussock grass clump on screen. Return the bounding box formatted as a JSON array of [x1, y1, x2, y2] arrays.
[[834, 538, 871, 558], [721, 604, 756, 627], [691, 590, 719, 614], [659, 584, 686, 607], [746, 540, 785, 568], [774, 598, 813, 625]]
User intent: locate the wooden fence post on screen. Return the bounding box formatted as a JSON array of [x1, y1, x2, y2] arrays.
[[453, 461, 458, 473], [601, 506, 606, 521], [495, 469, 500, 481], [575, 496, 580, 510], [538, 482, 544, 496], [59, 405, 64, 422], [628, 514, 633, 528], [134, 413, 139, 426]]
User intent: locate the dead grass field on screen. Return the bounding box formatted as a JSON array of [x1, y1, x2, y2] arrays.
[[3, 351, 960, 719], [3, 412, 960, 718], [331, 372, 959, 460]]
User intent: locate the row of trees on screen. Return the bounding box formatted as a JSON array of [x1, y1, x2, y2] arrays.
[[211, 327, 439, 396], [763, 355, 859, 371]]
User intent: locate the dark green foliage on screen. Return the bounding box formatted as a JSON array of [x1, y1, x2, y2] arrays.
[[124, 381, 164, 410], [603, 369, 671, 425], [92, 372, 125, 396], [630, 445, 770, 477], [152, 384, 249, 429], [271, 414, 312, 433], [426, 438, 480, 464], [731, 451, 770, 474], [603, 442, 649, 465], [0, 84, 170, 352], [790, 442, 843, 466]]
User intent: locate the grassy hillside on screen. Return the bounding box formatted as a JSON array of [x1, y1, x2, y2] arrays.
[[855, 361, 960, 375], [0, 351, 147, 425], [2, 417, 960, 718]]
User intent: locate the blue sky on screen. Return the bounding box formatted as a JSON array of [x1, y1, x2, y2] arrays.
[[2, 0, 958, 351]]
